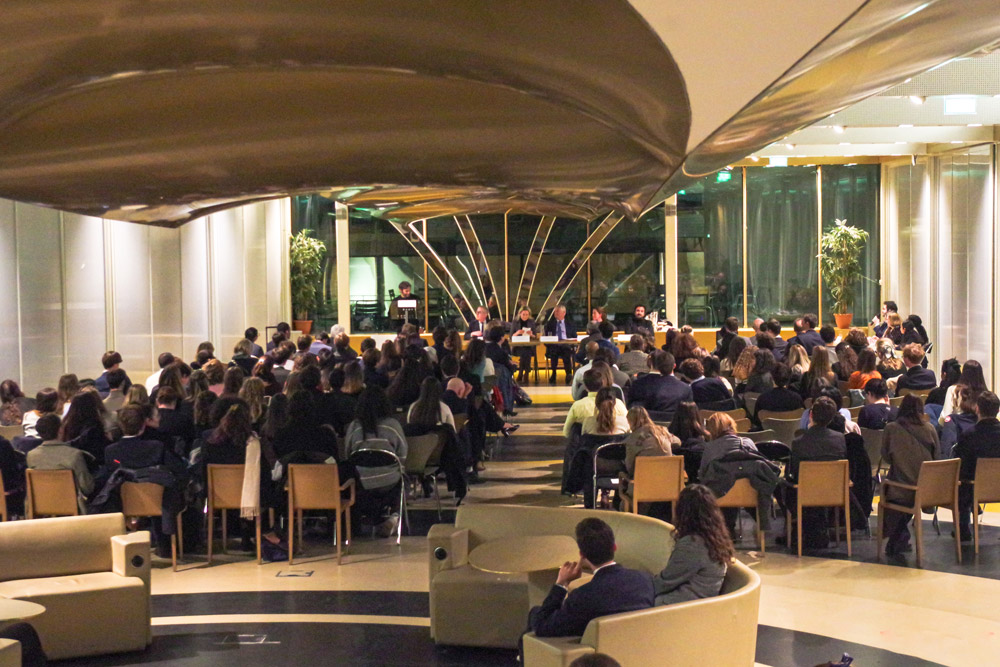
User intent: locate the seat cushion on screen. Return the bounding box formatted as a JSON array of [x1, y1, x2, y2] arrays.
[[431, 565, 528, 648], [0, 572, 149, 660]]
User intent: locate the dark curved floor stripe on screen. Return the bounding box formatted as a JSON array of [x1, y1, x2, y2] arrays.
[[152, 590, 429, 618], [56, 621, 946, 666]]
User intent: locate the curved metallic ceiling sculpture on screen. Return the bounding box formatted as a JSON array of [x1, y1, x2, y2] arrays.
[[0, 1, 998, 226]]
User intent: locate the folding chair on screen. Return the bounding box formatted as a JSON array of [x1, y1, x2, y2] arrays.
[[206, 464, 262, 564], [877, 458, 961, 568], [628, 455, 684, 520], [785, 460, 852, 557], [287, 463, 355, 565], [718, 478, 766, 553], [762, 418, 801, 446], [25, 468, 78, 519], [404, 433, 445, 519], [592, 442, 626, 510], [121, 481, 184, 571], [738, 429, 778, 444], [349, 448, 406, 544]]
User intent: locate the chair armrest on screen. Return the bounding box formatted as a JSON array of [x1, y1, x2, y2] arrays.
[[882, 479, 918, 491], [427, 524, 469, 578], [522, 633, 593, 667], [112, 531, 152, 589], [340, 478, 356, 506]]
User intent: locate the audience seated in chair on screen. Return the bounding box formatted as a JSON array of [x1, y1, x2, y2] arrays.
[[752, 363, 804, 427], [679, 358, 732, 406], [955, 391, 1000, 542], [857, 378, 898, 430], [628, 350, 692, 416], [526, 517, 654, 640], [26, 413, 94, 510]]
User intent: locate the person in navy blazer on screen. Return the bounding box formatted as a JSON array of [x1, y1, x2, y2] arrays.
[[678, 358, 732, 405], [785, 314, 823, 355], [627, 350, 693, 416], [528, 517, 654, 638]]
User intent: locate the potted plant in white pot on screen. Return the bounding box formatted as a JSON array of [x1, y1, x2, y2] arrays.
[[820, 218, 869, 330], [289, 229, 326, 335]]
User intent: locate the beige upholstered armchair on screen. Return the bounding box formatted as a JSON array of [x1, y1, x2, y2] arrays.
[[0, 513, 152, 661]]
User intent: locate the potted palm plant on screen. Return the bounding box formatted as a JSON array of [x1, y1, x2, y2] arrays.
[[820, 219, 869, 329], [289, 229, 326, 335]]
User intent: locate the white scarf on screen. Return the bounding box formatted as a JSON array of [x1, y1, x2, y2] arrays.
[[241, 434, 262, 519]]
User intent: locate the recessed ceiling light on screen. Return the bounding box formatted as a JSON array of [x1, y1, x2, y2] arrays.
[[904, 78, 913, 83], [909, 95, 926, 105], [839, 142, 851, 146], [968, 123, 983, 127], [899, 124, 914, 128], [833, 125, 845, 134], [750, 156, 759, 162], [895, 141, 906, 145], [950, 140, 964, 144], [784, 144, 795, 149]]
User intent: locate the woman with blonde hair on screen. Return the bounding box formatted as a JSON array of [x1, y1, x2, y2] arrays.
[[698, 413, 757, 479], [619, 407, 681, 510], [786, 343, 810, 384], [57, 373, 80, 416], [731, 346, 758, 385], [876, 338, 905, 379], [583, 387, 629, 435], [125, 384, 150, 407], [239, 376, 267, 428]]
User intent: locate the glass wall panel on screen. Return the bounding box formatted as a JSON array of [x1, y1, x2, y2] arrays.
[[884, 160, 932, 326], [820, 164, 880, 327], [590, 206, 664, 327], [677, 171, 743, 327], [524, 218, 589, 330], [291, 195, 338, 330], [936, 146, 993, 377], [746, 166, 819, 325], [348, 210, 423, 332]]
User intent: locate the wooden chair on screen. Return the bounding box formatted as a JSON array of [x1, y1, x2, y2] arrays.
[[717, 478, 766, 553], [877, 458, 961, 567], [206, 464, 262, 564], [859, 427, 886, 479], [742, 392, 761, 417], [25, 469, 78, 519], [733, 418, 751, 433], [121, 482, 184, 571], [628, 456, 684, 520], [761, 418, 801, 447], [700, 408, 746, 422], [898, 388, 931, 404], [404, 433, 445, 519], [889, 396, 904, 407], [0, 424, 23, 440], [758, 408, 804, 422], [287, 463, 355, 565], [785, 460, 852, 557], [971, 458, 1000, 554], [738, 429, 778, 444], [847, 405, 863, 420]]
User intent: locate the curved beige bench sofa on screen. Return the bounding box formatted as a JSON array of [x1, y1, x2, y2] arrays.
[[427, 504, 760, 666], [0, 513, 151, 661]]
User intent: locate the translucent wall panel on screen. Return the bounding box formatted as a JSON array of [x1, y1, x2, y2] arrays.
[[821, 165, 880, 327], [108, 219, 153, 378], [62, 213, 107, 377], [149, 226, 183, 368], [210, 208, 247, 357], [180, 217, 210, 362], [747, 167, 819, 324], [677, 172, 743, 327], [884, 160, 932, 321], [17, 203, 66, 389], [936, 147, 993, 377]]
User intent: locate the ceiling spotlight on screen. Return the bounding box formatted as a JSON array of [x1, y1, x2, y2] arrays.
[[839, 142, 851, 146], [750, 156, 760, 162], [899, 124, 914, 128], [904, 78, 913, 83], [833, 125, 845, 134], [968, 123, 983, 127], [784, 143, 795, 149], [909, 95, 925, 105]]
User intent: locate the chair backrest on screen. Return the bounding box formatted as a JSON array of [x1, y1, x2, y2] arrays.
[[738, 429, 777, 444], [847, 405, 863, 420], [207, 464, 246, 510], [120, 482, 165, 518], [733, 418, 752, 433], [0, 513, 126, 583], [743, 393, 761, 415], [698, 401, 739, 414], [0, 424, 23, 440], [404, 433, 444, 474], [351, 447, 405, 471], [859, 427, 885, 473], [916, 458, 960, 508], [889, 395, 904, 407], [25, 468, 78, 517], [899, 388, 930, 403], [761, 418, 801, 446], [594, 442, 627, 465], [754, 440, 791, 462], [797, 460, 850, 507], [758, 408, 804, 422], [837, 380, 850, 394], [716, 477, 758, 508], [453, 413, 468, 434], [973, 457, 1000, 502], [632, 456, 684, 506], [288, 463, 343, 511]]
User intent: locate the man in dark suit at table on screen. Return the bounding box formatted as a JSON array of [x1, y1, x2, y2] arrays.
[[528, 517, 654, 639], [465, 305, 490, 340], [627, 350, 692, 417], [544, 304, 576, 385], [623, 304, 654, 337], [894, 343, 937, 391]]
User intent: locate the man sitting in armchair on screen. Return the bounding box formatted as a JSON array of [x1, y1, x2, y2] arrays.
[[527, 517, 654, 638]]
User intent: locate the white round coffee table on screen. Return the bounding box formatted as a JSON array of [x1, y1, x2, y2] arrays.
[[0, 598, 45, 630], [469, 535, 579, 607]]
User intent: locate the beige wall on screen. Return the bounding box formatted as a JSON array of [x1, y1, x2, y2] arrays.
[[0, 199, 290, 393]]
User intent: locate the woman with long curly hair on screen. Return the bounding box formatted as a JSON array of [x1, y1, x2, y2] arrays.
[[653, 484, 733, 605]]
